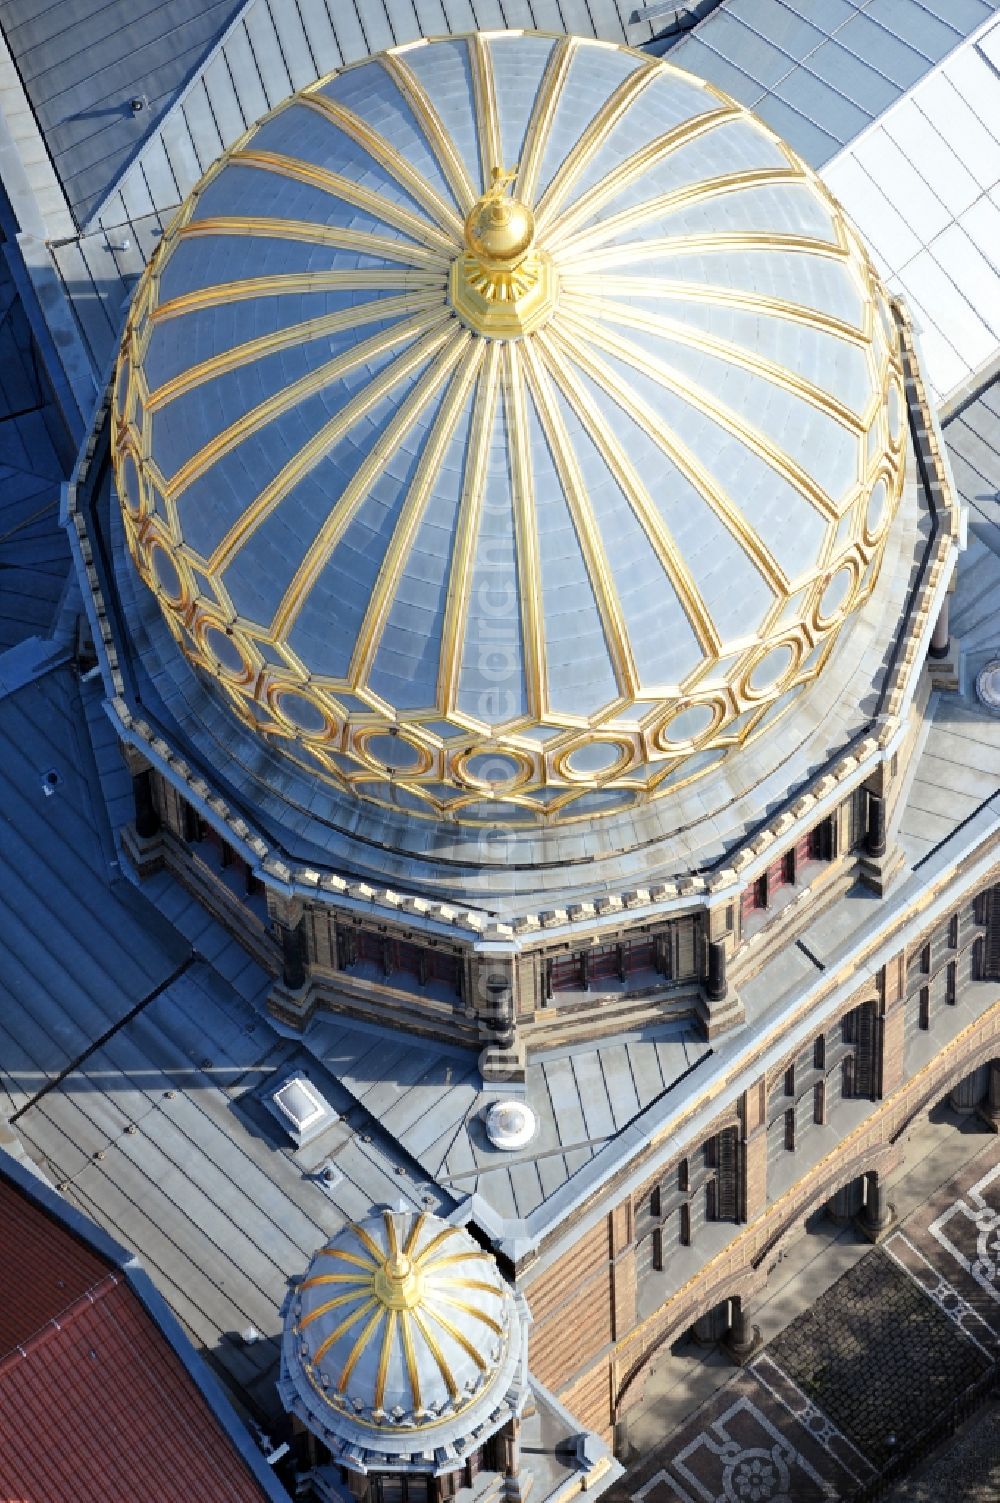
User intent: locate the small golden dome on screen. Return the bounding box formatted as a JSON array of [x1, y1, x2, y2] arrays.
[[288, 1211, 515, 1434]]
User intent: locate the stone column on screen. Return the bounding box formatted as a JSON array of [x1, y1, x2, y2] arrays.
[[949, 1065, 988, 1115], [866, 791, 887, 858], [181, 800, 201, 844], [484, 971, 515, 1048], [692, 1300, 730, 1345], [978, 1059, 1000, 1132], [724, 1297, 762, 1365], [132, 767, 160, 840], [279, 917, 306, 991], [929, 593, 950, 660], [859, 1171, 893, 1241], [826, 1175, 865, 1224], [706, 940, 728, 1002], [475, 959, 525, 1083], [503, 1417, 521, 1477]]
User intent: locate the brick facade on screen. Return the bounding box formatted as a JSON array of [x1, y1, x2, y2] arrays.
[[522, 977, 1000, 1438]]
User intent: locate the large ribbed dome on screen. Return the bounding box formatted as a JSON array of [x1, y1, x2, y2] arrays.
[[281, 1211, 522, 1445], [112, 32, 906, 828]]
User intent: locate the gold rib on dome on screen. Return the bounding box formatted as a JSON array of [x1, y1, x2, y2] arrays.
[[113, 30, 907, 830], [293, 1212, 511, 1431]]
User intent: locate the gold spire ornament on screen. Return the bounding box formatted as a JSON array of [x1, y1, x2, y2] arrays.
[[449, 164, 558, 338], [372, 1250, 422, 1311]]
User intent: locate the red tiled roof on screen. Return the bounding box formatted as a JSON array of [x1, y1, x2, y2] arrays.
[[0, 1178, 272, 1503], [0, 1175, 109, 1356]]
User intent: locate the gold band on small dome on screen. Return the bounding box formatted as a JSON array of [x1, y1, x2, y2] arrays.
[[450, 164, 559, 338]]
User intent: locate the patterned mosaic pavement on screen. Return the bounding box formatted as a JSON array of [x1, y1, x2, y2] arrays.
[[612, 1136, 1000, 1503]]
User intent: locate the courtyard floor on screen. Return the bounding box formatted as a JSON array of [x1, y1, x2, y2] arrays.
[[611, 1109, 1000, 1503]]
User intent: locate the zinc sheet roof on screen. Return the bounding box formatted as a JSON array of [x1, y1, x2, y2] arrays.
[[666, 0, 1000, 167], [0, 251, 71, 653], [0, 0, 245, 226], [0, 0, 653, 235], [822, 13, 1000, 404]]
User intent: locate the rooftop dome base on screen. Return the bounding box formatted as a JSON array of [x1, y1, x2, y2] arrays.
[[449, 249, 558, 338]]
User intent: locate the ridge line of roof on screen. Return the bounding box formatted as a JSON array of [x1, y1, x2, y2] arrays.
[[0, 1271, 121, 1374], [83, 0, 255, 234], [823, 7, 1000, 173]]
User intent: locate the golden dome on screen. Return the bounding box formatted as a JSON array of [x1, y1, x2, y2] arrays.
[[112, 32, 906, 829]]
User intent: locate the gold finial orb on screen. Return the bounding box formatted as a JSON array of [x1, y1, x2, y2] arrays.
[[450, 163, 557, 339], [373, 1250, 422, 1311], [465, 167, 535, 269]]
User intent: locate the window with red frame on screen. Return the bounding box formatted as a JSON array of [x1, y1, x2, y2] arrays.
[[550, 954, 585, 992], [767, 850, 795, 897], [740, 875, 768, 924], [590, 945, 620, 983], [627, 937, 657, 973], [427, 950, 461, 988], [356, 930, 385, 967]]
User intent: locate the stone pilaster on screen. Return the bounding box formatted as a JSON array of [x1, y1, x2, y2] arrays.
[[699, 908, 744, 1037], [866, 791, 886, 858], [117, 748, 166, 877], [949, 1065, 987, 1114], [472, 956, 525, 1084], [878, 955, 906, 1098], [499, 1416, 533, 1503], [858, 815, 905, 896], [706, 939, 727, 1001], [928, 584, 959, 689], [266, 898, 312, 1027], [741, 1079, 768, 1224], [279, 916, 307, 991], [858, 758, 905, 895], [826, 1175, 865, 1224], [929, 590, 950, 659], [978, 1059, 1000, 1133], [133, 767, 160, 839], [611, 1201, 637, 1342], [692, 1300, 730, 1345]]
